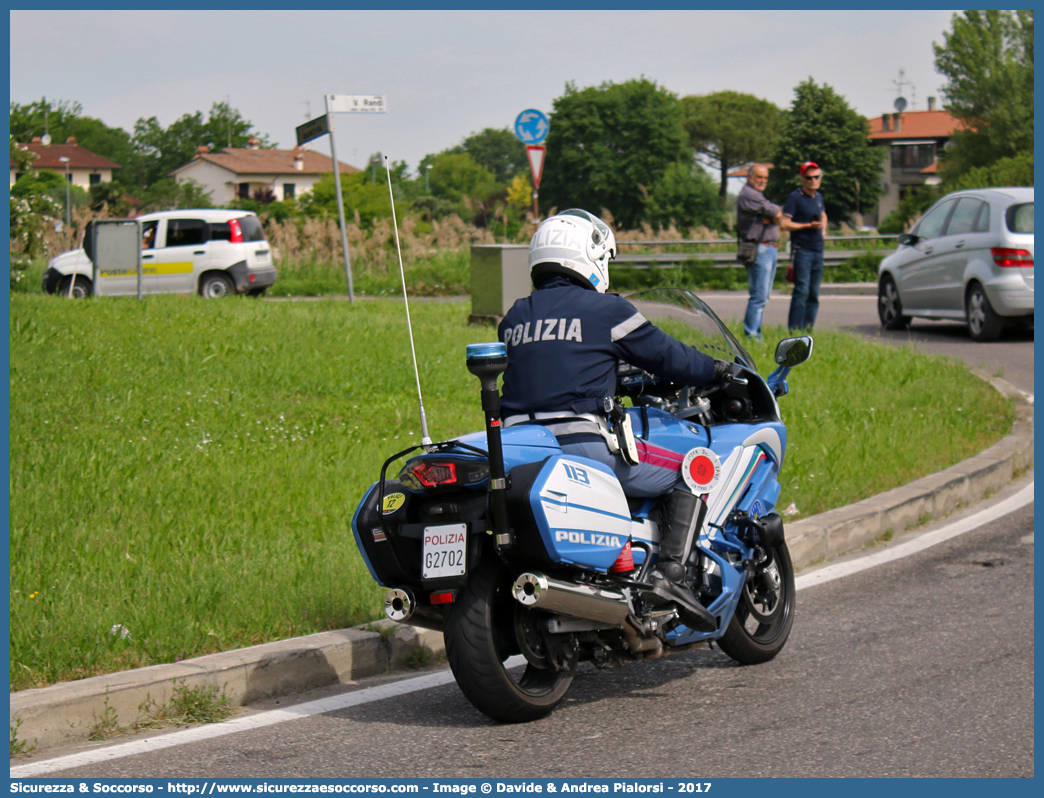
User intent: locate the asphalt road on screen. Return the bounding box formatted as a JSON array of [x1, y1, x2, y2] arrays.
[[32, 477, 1033, 779], [698, 290, 1034, 396]]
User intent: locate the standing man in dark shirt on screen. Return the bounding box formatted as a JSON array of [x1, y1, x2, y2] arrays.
[[735, 163, 782, 342], [498, 208, 733, 632], [781, 161, 827, 330]]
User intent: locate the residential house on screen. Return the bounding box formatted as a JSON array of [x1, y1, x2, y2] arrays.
[[169, 139, 360, 204], [866, 97, 966, 226], [10, 137, 121, 188]]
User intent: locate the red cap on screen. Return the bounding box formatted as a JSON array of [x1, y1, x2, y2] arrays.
[[800, 161, 820, 175]]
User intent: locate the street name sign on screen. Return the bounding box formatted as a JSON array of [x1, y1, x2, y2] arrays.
[[327, 94, 388, 113], [296, 115, 330, 146]]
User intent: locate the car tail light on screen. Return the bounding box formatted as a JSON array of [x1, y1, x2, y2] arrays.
[[409, 461, 458, 488], [992, 248, 1033, 268], [430, 591, 455, 605], [228, 218, 244, 243]]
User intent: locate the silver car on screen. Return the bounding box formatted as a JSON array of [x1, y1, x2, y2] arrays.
[[877, 187, 1033, 341]]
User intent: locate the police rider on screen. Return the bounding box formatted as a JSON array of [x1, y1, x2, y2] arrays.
[[498, 209, 732, 633]]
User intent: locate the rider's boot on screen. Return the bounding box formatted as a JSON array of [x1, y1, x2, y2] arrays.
[[645, 489, 717, 632]]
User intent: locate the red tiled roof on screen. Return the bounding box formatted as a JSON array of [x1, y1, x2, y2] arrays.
[[920, 162, 939, 175], [867, 109, 967, 140], [12, 142, 121, 170], [175, 147, 360, 177]]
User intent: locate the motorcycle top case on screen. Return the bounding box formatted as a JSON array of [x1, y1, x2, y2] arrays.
[[508, 454, 633, 572]]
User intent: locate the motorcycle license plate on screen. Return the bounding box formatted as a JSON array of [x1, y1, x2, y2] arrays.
[[422, 523, 467, 579]]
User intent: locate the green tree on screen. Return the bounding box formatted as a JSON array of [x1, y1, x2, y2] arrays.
[[132, 102, 271, 186], [426, 152, 500, 225], [766, 79, 883, 225], [298, 172, 407, 228], [458, 127, 528, 184], [540, 78, 690, 229], [933, 10, 1034, 179], [135, 178, 214, 214], [645, 161, 726, 231], [680, 91, 781, 202]]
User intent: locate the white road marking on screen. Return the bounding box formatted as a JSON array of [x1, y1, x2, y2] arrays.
[[11, 482, 1033, 778], [795, 481, 1033, 590]]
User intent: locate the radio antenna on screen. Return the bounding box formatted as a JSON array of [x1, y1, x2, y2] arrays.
[[384, 155, 433, 448]]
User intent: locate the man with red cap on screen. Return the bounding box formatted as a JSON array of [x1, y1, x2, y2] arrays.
[[781, 161, 827, 330]]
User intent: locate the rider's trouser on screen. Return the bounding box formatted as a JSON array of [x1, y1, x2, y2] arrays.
[[559, 439, 681, 498]]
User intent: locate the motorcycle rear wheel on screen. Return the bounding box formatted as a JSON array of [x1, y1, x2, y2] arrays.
[[717, 541, 795, 664], [445, 558, 576, 723]]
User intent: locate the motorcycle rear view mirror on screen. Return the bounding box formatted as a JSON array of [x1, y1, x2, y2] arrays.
[[774, 336, 813, 368]]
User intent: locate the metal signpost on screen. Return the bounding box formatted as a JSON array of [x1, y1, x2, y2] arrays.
[[86, 219, 142, 299], [295, 95, 388, 303], [514, 109, 549, 219]]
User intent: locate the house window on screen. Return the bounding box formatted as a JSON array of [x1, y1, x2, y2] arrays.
[[238, 182, 250, 199], [66, 173, 74, 183], [283, 183, 295, 200], [891, 143, 936, 170], [89, 173, 102, 185]]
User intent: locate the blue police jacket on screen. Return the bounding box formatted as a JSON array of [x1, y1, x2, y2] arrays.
[[498, 277, 718, 416]]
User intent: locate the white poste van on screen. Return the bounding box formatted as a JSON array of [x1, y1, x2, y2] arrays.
[[43, 209, 278, 298]]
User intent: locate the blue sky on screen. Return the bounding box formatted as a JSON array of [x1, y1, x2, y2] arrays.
[[10, 9, 957, 178]]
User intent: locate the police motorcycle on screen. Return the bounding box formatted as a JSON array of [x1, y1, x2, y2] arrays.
[[351, 284, 813, 724]]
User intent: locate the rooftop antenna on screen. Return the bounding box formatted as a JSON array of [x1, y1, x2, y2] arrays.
[[893, 68, 914, 111], [384, 155, 433, 448]]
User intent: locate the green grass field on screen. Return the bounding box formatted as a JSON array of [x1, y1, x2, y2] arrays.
[[9, 293, 1012, 691]]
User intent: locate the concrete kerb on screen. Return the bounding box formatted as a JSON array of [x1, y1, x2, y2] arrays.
[[10, 374, 1032, 758]]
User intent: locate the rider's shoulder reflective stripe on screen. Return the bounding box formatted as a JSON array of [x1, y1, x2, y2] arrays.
[[610, 312, 647, 342]]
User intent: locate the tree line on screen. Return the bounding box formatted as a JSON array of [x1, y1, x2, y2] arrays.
[[10, 11, 1033, 242]]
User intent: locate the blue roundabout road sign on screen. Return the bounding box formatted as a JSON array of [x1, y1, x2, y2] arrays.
[[514, 109, 549, 145]]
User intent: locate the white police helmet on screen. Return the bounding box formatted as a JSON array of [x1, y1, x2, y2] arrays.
[[529, 209, 617, 293]]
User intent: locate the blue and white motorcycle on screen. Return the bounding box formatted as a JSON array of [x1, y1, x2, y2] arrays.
[[351, 288, 812, 723]]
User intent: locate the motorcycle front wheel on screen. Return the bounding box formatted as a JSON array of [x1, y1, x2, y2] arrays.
[[445, 558, 576, 723], [717, 540, 795, 664]]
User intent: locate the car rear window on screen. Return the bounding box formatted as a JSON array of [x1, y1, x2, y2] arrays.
[[166, 218, 208, 247], [1006, 203, 1033, 234], [209, 222, 232, 241], [238, 215, 266, 242]]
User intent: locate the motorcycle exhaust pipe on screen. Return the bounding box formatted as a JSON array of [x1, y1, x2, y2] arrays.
[[513, 572, 630, 625], [384, 587, 416, 623]]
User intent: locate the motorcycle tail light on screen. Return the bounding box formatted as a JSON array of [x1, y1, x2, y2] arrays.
[[410, 461, 457, 487], [992, 248, 1033, 267], [399, 458, 490, 491]]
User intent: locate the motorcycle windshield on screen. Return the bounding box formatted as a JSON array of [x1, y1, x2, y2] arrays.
[[624, 288, 756, 372]]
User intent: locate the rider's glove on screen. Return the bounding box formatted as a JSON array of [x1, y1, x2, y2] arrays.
[[713, 359, 734, 382]]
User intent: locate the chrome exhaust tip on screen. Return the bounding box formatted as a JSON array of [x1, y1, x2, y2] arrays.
[[384, 587, 416, 622], [513, 571, 630, 625], [513, 572, 546, 607]]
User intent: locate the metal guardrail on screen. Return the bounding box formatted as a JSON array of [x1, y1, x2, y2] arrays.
[[616, 234, 900, 246], [613, 235, 899, 268]]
